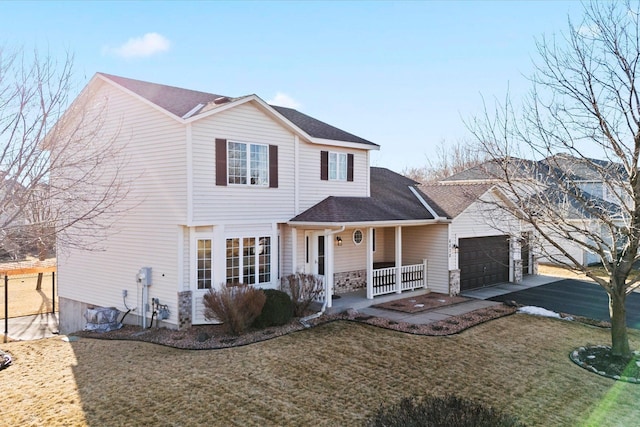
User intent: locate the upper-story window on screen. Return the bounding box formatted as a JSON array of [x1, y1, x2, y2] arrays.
[[320, 150, 354, 182], [228, 141, 269, 186], [329, 152, 347, 181], [216, 138, 278, 188]]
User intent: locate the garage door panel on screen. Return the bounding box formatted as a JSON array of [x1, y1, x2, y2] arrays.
[[459, 236, 509, 291]]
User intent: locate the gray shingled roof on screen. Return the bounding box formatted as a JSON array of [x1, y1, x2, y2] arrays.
[[271, 106, 375, 146], [290, 168, 436, 223], [98, 73, 377, 147], [442, 154, 626, 183], [417, 183, 492, 218]]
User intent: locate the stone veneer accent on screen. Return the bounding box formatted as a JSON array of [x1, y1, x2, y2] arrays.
[[334, 269, 367, 294], [513, 259, 523, 284], [532, 256, 538, 275], [178, 290, 192, 329], [449, 269, 460, 296]]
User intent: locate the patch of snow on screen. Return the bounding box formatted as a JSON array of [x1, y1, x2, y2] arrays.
[[518, 306, 563, 319], [414, 304, 424, 308], [409, 299, 416, 303], [437, 299, 446, 303]]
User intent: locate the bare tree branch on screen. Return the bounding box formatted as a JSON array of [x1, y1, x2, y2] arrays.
[[467, 1, 640, 357], [0, 46, 130, 264]]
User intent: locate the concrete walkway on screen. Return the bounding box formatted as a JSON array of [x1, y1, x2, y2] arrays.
[[2, 312, 59, 342], [352, 274, 564, 326]]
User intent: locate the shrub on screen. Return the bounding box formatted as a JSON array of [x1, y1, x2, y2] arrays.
[[280, 273, 324, 316], [202, 283, 266, 335], [253, 289, 294, 328], [363, 395, 524, 427]]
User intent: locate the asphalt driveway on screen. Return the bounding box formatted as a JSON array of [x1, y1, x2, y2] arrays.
[[488, 279, 640, 329]]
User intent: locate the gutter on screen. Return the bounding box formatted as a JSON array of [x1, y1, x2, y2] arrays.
[[299, 225, 345, 327]]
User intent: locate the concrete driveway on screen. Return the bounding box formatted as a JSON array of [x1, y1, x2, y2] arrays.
[[486, 279, 640, 329]]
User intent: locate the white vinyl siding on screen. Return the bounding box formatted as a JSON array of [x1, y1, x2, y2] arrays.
[[298, 144, 369, 212], [191, 103, 295, 222], [334, 228, 368, 273], [57, 81, 187, 326], [402, 225, 449, 294]]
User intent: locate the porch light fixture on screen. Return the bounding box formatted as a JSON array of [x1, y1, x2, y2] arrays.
[[336, 236, 343, 246]]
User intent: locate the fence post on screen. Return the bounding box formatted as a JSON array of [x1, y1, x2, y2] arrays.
[[52, 271, 56, 314], [4, 275, 8, 336]]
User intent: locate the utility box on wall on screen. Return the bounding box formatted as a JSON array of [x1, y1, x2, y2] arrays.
[[137, 267, 152, 286]]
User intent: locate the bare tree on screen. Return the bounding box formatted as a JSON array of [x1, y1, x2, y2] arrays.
[[0, 47, 129, 280], [403, 139, 487, 183], [467, 1, 640, 358]]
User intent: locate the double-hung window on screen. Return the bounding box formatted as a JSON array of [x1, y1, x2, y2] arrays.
[[329, 152, 347, 181], [320, 150, 354, 182], [227, 141, 269, 186]]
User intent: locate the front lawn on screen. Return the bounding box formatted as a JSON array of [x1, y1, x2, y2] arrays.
[[2, 314, 639, 426]]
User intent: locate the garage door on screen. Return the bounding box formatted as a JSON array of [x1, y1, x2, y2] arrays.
[[459, 236, 509, 291]]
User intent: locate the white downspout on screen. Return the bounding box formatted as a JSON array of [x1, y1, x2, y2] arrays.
[[300, 225, 345, 327]]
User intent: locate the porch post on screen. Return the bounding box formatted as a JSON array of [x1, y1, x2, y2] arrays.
[[395, 226, 402, 294], [291, 227, 297, 273], [366, 227, 373, 299], [325, 230, 333, 308], [422, 258, 428, 289]]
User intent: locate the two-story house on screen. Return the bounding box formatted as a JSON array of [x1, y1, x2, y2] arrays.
[[56, 74, 476, 333]]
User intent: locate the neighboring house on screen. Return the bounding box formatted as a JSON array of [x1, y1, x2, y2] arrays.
[[418, 183, 531, 293], [441, 153, 626, 266], [54, 74, 469, 333]]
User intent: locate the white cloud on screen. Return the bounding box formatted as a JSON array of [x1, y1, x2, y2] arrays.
[[577, 24, 600, 38], [267, 92, 301, 109], [104, 32, 171, 58]]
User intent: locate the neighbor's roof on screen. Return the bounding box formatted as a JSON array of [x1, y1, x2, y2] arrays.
[[97, 73, 377, 147], [442, 153, 626, 183], [418, 183, 493, 218], [290, 168, 439, 223]]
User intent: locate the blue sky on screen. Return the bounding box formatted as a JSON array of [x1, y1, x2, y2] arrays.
[[2, 1, 584, 172]]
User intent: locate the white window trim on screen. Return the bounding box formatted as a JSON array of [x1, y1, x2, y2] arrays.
[[225, 235, 273, 286], [227, 140, 269, 186], [329, 151, 347, 181], [353, 229, 363, 245], [196, 238, 213, 290]]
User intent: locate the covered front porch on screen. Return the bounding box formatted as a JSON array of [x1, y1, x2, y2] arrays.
[[287, 222, 449, 308]]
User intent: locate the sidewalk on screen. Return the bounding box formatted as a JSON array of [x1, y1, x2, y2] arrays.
[[354, 274, 563, 326], [2, 312, 59, 341]]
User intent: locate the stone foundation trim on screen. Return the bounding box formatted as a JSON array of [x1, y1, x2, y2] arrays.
[[334, 269, 367, 294], [178, 290, 192, 330], [449, 269, 461, 296]]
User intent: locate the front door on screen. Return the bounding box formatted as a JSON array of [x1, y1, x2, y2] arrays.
[[305, 231, 326, 276]]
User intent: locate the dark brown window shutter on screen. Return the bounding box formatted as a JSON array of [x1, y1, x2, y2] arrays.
[[269, 145, 278, 188], [320, 150, 328, 181], [347, 153, 354, 182], [215, 138, 227, 186]]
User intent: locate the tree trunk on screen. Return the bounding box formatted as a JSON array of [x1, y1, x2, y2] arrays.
[[609, 289, 631, 358], [35, 242, 47, 291]]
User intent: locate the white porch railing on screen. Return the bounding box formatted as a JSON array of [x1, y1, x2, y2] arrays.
[[372, 266, 396, 296], [372, 260, 428, 297]]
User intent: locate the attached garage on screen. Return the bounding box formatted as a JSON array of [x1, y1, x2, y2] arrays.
[[459, 235, 510, 291]]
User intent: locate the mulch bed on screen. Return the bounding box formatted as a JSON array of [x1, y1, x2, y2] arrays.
[[570, 345, 640, 383], [73, 303, 518, 350], [373, 293, 471, 313]]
